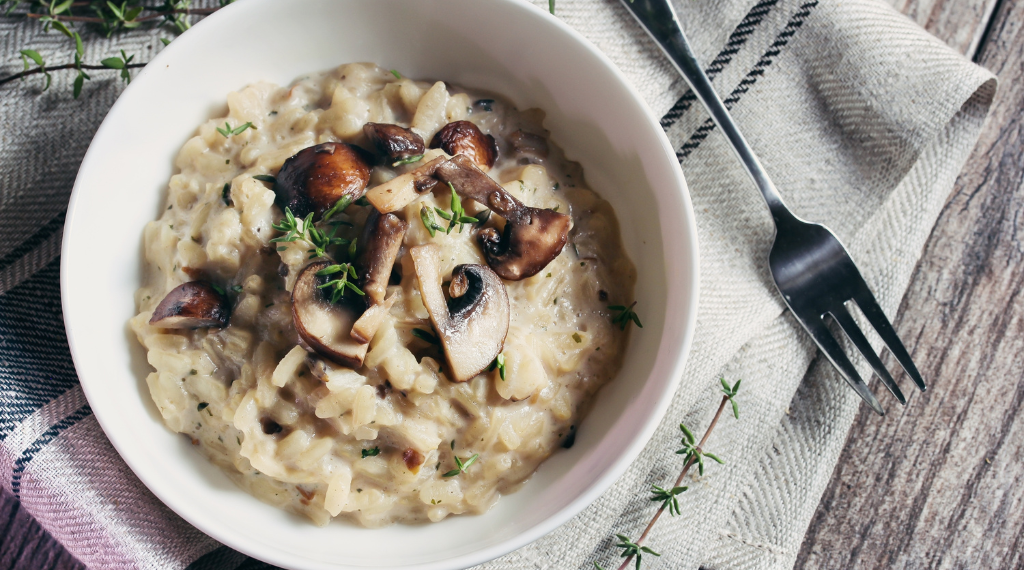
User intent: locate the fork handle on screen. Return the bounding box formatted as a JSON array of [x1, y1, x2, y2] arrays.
[[620, 0, 795, 226]]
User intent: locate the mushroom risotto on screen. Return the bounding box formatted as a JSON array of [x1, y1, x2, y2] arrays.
[[130, 63, 636, 527]]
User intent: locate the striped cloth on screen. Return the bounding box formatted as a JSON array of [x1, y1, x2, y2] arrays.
[[0, 0, 994, 568]]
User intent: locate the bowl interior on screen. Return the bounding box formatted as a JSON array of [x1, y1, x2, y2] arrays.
[[61, 0, 698, 568]]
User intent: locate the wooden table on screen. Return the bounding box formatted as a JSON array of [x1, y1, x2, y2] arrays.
[[2, 0, 1021, 567]]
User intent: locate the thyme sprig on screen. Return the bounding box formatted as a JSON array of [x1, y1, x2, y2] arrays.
[[316, 263, 364, 304], [676, 423, 724, 476], [593, 378, 742, 570], [649, 485, 687, 516], [603, 535, 660, 570], [271, 198, 354, 259], [419, 205, 444, 238], [721, 377, 742, 419], [216, 121, 253, 137], [488, 353, 507, 381], [0, 0, 225, 94], [442, 452, 479, 478], [609, 301, 643, 330], [270, 207, 308, 246], [412, 328, 440, 345], [434, 182, 478, 234], [392, 154, 423, 167]]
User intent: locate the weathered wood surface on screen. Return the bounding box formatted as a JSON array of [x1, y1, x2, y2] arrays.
[[794, 0, 1024, 567], [1, 0, 1021, 568]]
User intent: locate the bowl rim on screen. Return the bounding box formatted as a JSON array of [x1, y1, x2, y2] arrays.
[[60, 0, 700, 567]]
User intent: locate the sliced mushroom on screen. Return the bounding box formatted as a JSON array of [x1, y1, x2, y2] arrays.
[[350, 294, 397, 344], [291, 260, 369, 368], [363, 123, 425, 161], [509, 130, 549, 162], [409, 244, 509, 382], [358, 209, 409, 305], [149, 281, 230, 329], [364, 156, 445, 213], [274, 142, 372, 219], [434, 155, 570, 280], [430, 121, 497, 171]]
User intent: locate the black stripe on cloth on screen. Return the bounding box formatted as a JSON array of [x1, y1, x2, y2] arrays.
[[659, 0, 781, 130], [0, 210, 66, 275], [676, 0, 820, 161], [11, 403, 91, 497], [0, 258, 79, 441]]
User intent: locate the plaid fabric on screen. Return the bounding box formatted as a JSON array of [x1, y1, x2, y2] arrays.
[[0, 0, 994, 568]]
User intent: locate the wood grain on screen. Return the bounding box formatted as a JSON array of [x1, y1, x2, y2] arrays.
[[794, 0, 1024, 567]]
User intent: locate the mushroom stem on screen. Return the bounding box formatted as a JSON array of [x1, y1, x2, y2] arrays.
[[434, 155, 571, 280], [358, 209, 409, 305]]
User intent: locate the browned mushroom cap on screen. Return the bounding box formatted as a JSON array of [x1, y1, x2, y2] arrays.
[[430, 121, 497, 171], [434, 155, 570, 280], [149, 281, 230, 329], [291, 260, 369, 368], [274, 142, 372, 219], [363, 123, 425, 161], [358, 209, 409, 305], [410, 244, 509, 382]]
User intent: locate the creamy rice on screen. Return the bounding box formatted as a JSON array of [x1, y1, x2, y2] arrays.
[[130, 62, 635, 526]]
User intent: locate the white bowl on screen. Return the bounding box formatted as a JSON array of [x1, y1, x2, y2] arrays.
[[61, 0, 699, 568]]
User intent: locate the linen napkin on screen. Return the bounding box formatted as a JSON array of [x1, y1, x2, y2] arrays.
[[0, 0, 994, 567]]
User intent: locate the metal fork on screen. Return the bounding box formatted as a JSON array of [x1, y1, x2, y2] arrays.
[[621, 0, 926, 413]]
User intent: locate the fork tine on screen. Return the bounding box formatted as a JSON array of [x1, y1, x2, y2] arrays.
[[801, 316, 885, 415], [853, 289, 926, 392], [829, 305, 906, 404]]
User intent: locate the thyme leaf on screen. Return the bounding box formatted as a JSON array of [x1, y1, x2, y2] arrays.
[[608, 301, 643, 330]]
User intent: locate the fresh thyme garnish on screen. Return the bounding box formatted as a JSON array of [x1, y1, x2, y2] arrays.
[[721, 377, 742, 419], [488, 354, 507, 381], [221, 182, 231, 205], [676, 423, 723, 476], [19, 49, 51, 90], [216, 121, 254, 137], [0, 0, 212, 96], [612, 535, 659, 570], [230, 285, 243, 294], [572, 332, 582, 343], [549, 0, 555, 15], [609, 301, 642, 330], [361, 447, 380, 458], [392, 154, 424, 167], [270, 208, 308, 245], [412, 328, 440, 345], [594, 378, 741, 570], [209, 283, 225, 295], [306, 220, 349, 259], [433, 183, 478, 234], [442, 452, 479, 478], [390, 69, 401, 79], [355, 197, 371, 206], [270, 206, 351, 260], [316, 263, 364, 304], [420, 205, 445, 238], [321, 196, 352, 224], [649, 485, 687, 516], [100, 49, 135, 84], [252, 174, 277, 184]]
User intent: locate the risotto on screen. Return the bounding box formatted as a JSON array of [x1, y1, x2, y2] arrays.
[[130, 62, 636, 527]]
